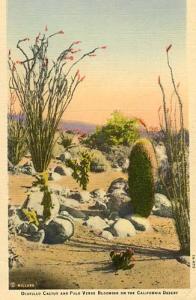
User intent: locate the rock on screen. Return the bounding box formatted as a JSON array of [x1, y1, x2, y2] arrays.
[[60, 197, 80, 209], [69, 190, 91, 203], [48, 172, 62, 181], [105, 218, 115, 226], [8, 160, 15, 172], [22, 191, 60, 219], [54, 166, 66, 176], [155, 143, 168, 171], [28, 223, 38, 235], [30, 229, 45, 243], [177, 256, 190, 267], [20, 161, 36, 175], [126, 215, 152, 231], [53, 165, 73, 176], [60, 206, 86, 219], [43, 216, 74, 244], [83, 216, 108, 233], [112, 218, 136, 237], [107, 178, 129, 194], [90, 189, 107, 200], [80, 191, 91, 203], [152, 193, 173, 218], [8, 209, 24, 234], [106, 191, 131, 213], [108, 211, 120, 220], [119, 201, 134, 217], [122, 158, 129, 170], [90, 200, 107, 211], [57, 152, 72, 163], [90, 164, 107, 173], [101, 230, 114, 240], [17, 222, 29, 235]]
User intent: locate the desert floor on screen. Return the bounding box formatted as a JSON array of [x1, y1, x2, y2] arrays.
[[9, 170, 190, 289]]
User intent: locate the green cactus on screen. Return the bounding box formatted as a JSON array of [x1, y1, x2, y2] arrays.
[[128, 138, 158, 217]]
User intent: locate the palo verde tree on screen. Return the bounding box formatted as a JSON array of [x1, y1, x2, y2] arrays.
[[8, 27, 106, 220], [158, 45, 189, 254]]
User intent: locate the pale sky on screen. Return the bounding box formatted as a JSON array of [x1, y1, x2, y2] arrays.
[[8, 0, 188, 127]]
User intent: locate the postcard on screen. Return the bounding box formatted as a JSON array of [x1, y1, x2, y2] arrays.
[[0, 0, 196, 299]]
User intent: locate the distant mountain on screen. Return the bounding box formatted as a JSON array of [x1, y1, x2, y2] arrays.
[[58, 120, 97, 134]]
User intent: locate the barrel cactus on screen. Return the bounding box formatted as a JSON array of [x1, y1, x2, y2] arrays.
[[128, 138, 158, 217]]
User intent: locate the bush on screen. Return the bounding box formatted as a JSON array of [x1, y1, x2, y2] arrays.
[[84, 111, 139, 150], [8, 114, 28, 166], [128, 138, 158, 217], [90, 149, 110, 172], [65, 150, 91, 190], [58, 131, 75, 150]]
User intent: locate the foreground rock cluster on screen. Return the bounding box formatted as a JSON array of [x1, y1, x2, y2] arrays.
[[9, 178, 173, 247]]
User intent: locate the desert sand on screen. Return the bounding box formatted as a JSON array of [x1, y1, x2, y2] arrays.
[[9, 171, 190, 289]]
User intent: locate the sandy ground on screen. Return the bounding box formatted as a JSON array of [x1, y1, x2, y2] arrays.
[[9, 170, 190, 289]]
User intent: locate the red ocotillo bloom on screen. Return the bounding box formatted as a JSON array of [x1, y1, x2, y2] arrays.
[[80, 75, 86, 82], [100, 45, 107, 49], [73, 40, 81, 45]]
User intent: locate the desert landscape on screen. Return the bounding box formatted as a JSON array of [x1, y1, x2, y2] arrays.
[[7, 0, 190, 291]]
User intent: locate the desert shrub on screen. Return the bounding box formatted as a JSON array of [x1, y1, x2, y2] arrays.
[[68, 145, 89, 159], [84, 111, 139, 150], [58, 131, 75, 150], [65, 150, 91, 190], [22, 208, 39, 226], [128, 138, 158, 217], [8, 113, 28, 166], [90, 149, 110, 172], [158, 45, 189, 254]]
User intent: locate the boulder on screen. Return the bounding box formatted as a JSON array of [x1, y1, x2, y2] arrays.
[[57, 152, 72, 163], [69, 190, 91, 203], [8, 210, 24, 235], [106, 191, 131, 214], [17, 222, 29, 235], [43, 216, 74, 244], [107, 178, 129, 194], [112, 218, 136, 238], [54, 166, 66, 176], [119, 201, 134, 217], [90, 189, 107, 201], [177, 256, 190, 267], [60, 206, 86, 219], [83, 216, 108, 233], [60, 198, 80, 209], [90, 200, 107, 211], [30, 229, 45, 243], [101, 230, 114, 241], [28, 223, 39, 235], [22, 191, 60, 219], [155, 143, 168, 171], [126, 215, 152, 231], [152, 193, 173, 218]]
